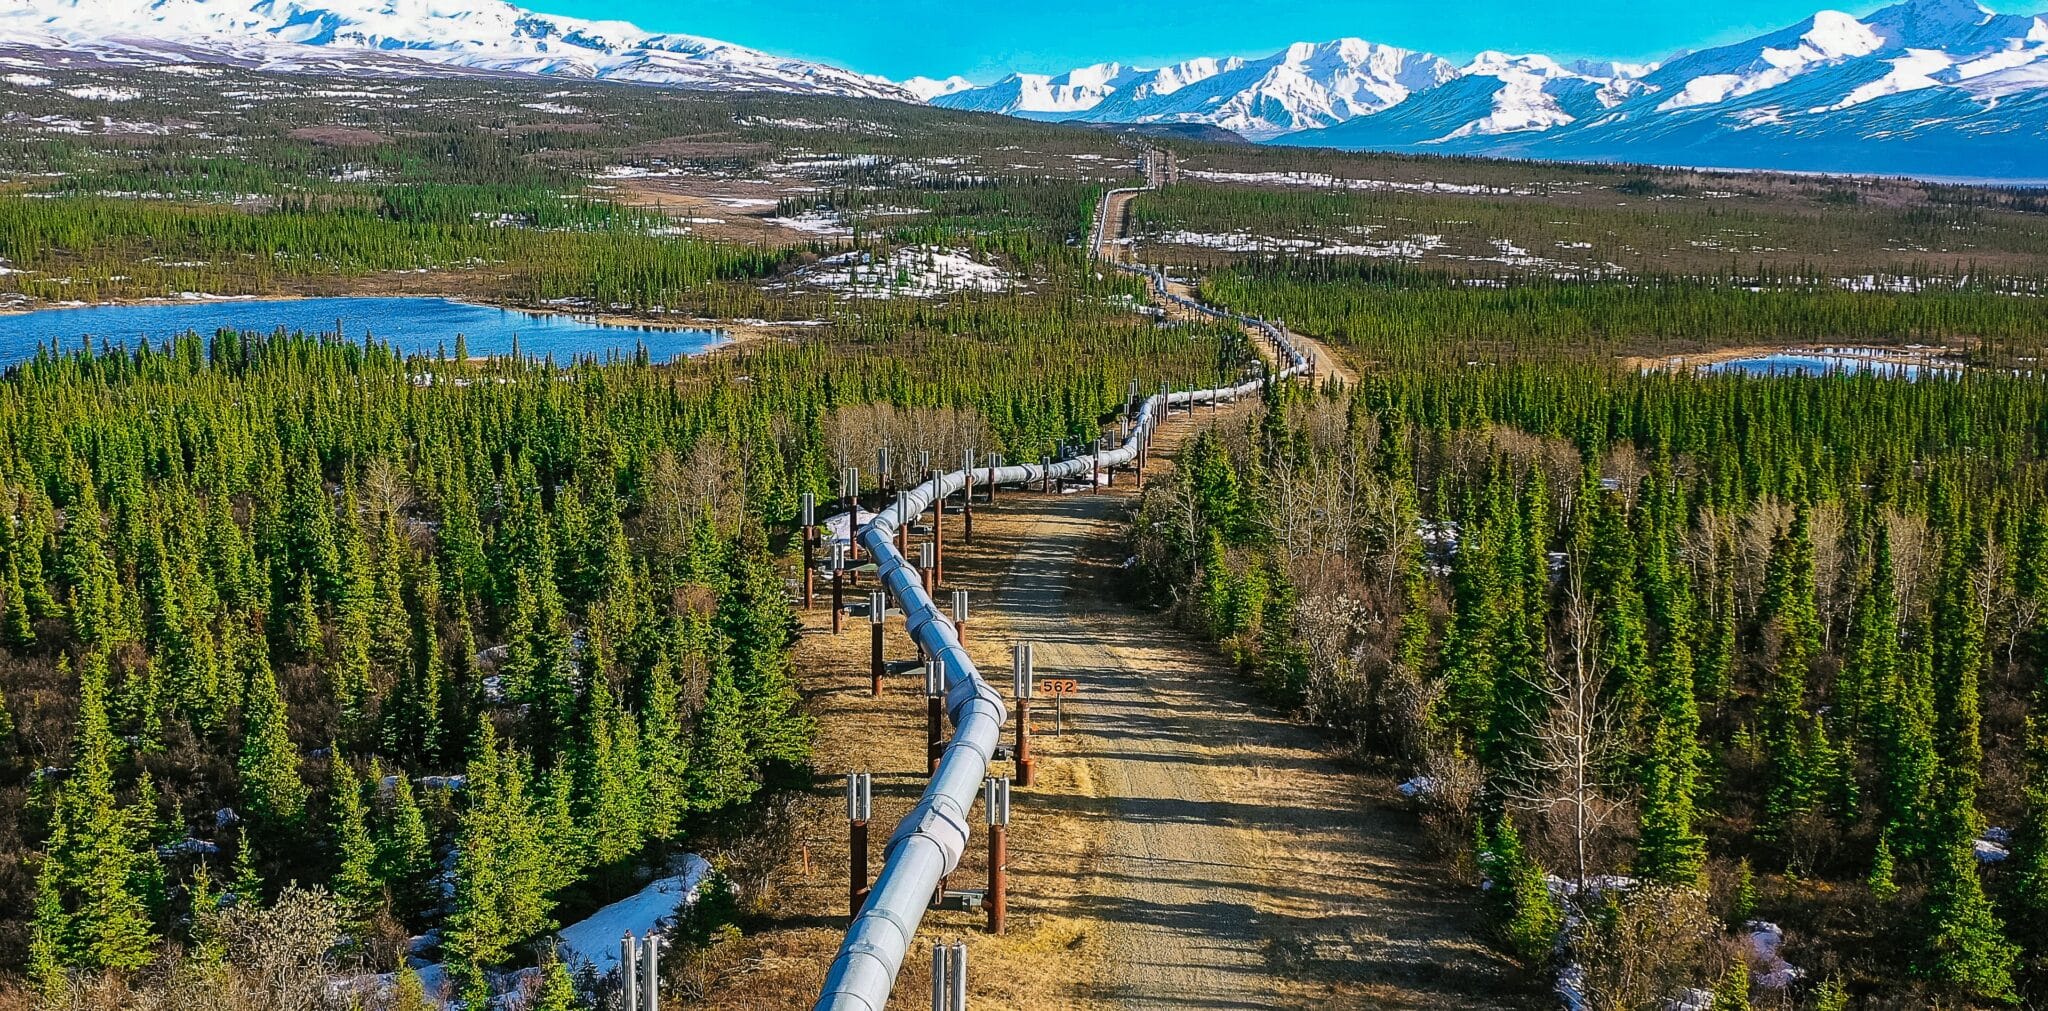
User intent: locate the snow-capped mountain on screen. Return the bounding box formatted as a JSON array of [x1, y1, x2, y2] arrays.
[[939, 0, 2048, 177], [0, 0, 914, 100], [932, 40, 1458, 139]]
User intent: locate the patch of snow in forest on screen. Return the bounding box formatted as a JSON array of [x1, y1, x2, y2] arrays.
[[1743, 920, 1804, 988], [1396, 776, 1437, 797], [519, 102, 583, 114], [3, 73, 52, 86], [821, 508, 879, 547], [62, 85, 139, 101], [598, 165, 683, 179], [1311, 234, 1447, 258], [557, 855, 712, 976], [1183, 168, 1546, 197], [797, 247, 1014, 299], [763, 209, 850, 236], [1666, 987, 1714, 1011]]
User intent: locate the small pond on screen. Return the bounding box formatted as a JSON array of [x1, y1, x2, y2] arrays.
[[1701, 348, 1963, 379], [0, 297, 725, 367]]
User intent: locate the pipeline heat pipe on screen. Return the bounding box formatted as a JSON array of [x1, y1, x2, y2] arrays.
[[812, 182, 1313, 1011]]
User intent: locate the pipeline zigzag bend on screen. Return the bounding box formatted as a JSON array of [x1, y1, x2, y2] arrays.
[[812, 163, 1314, 1011]]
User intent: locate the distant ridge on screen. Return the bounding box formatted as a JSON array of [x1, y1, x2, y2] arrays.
[[935, 0, 2048, 177], [0, 0, 914, 100]]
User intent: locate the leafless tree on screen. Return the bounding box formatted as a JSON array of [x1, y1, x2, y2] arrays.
[[1504, 564, 1628, 894]]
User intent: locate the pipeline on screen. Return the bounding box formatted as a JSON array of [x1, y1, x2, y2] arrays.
[[813, 167, 1312, 1011]]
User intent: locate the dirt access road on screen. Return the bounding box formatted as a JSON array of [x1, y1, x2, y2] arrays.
[[1097, 186, 1356, 386], [979, 465, 1527, 1010]]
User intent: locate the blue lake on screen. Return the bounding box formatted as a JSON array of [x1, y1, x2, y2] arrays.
[[0, 297, 726, 366], [1703, 351, 1958, 379]]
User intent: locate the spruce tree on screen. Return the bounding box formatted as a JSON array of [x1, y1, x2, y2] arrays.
[[27, 846, 69, 999], [1920, 833, 2020, 1004], [688, 664, 757, 812], [43, 652, 161, 974], [326, 748, 379, 923], [1477, 815, 1562, 965], [1711, 963, 1751, 1011], [528, 955, 584, 1011], [374, 763, 436, 926], [1930, 522, 1988, 840], [1759, 507, 1823, 845], [2005, 716, 2048, 955], [715, 540, 809, 766], [237, 646, 305, 826], [640, 644, 693, 842], [446, 722, 556, 1005]]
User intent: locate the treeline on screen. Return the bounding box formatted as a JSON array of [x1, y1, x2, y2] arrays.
[[1201, 265, 2048, 367], [777, 176, 1108, 272], [0, 303, 1241, 1005], [1127, 181, 2048, 278], [1131, 367, 2048, 1007], [0, 192, 802, 309]]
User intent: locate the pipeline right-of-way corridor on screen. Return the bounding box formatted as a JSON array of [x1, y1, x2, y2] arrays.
[[814, 151, 1525, 1011]]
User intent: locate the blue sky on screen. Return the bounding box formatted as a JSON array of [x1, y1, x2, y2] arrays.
[[574, 0, 2039, 80]]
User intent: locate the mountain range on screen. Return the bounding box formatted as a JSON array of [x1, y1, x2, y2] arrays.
[[937, 0, 2048, 177], [1, 0, 2044, 177], [0, 0, 912, 100]]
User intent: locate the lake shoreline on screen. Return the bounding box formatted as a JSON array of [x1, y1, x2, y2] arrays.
[[1623, 342, 1971, 374], [0, 294, 767, 366], [0, 292, 836, 357]]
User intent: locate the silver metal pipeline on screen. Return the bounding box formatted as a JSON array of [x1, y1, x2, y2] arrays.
[[813, 173, 1311, 1011]]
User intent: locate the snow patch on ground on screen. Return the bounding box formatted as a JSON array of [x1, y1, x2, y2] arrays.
[[519, 101, 583, 114], [558, 855, 712, 977], [1150, 228, 1446, 259], [822, 508, 879, 547], [1183, 168, 1550, 197], [764, 209, 850, 236], [1396, 776, 1437, 797], [1744, 920, 1804, 989], [61, 85, 139, 101], [795, 247, 1014, 299], [3, 73, 52, 86]]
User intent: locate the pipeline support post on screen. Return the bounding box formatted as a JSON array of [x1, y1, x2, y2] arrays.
[[985, 776, 1010, 935], [869, 591, 886, 697], [642, 934, 661, 1011], [842, 465, 861, 573], [930, 468, 944, 585], [961, 448, 976, 544], [987, 454, 1001, 505], [801, 492, 816, 610], [830, 544, 845, 635], [952, 589, 968, 642], [846, 772, 872, 919], [919, 541, 935, 594], [925, 658, 945, 774], [1012, 643, 1035, 788], [896, 490, 910, 553], [622, 932, 640, 1011], [929, 940, 968, 1011]]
